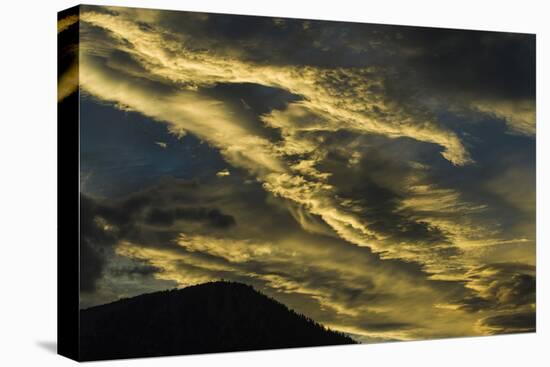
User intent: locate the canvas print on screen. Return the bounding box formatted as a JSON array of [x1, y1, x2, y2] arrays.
[[58, 4, 536, 361]]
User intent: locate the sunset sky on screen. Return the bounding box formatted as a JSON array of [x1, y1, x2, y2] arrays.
[[60, 5, 535, 342]]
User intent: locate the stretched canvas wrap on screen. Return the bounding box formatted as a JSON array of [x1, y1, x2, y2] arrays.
[[58, 4, 536, 362]]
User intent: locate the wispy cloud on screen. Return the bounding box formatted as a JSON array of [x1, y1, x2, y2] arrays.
[[65, 6, 536, 341]]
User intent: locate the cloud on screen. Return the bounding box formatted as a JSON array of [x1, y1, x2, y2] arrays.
[[73, 5, 536, 340], [77, 176, 483, 340], [436, 262, 537, 335], [80, 194, 118, 292], [58, 61, 78, 102], [463, 263, 535, 310], [75, 9, 478, 281], [58, 14, 79, 101], [78, 9, 471, 166], [109, 263, 162, 277], [79, 54, 285, 178], [216, 168, 231, 177], [479, 311, 535, 334], [77, 46, 480, 280], [145, 207, 235, 228], [58, 14, 79, 33], [377, 28, 535, 138], [471, 99, 535, 136], [78, 182, 236, 294]]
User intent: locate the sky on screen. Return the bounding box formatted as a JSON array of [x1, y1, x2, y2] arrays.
[[59, 5, 535, 342]]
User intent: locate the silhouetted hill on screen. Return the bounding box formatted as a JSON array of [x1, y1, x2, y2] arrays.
[[80, 281, 356, 361]]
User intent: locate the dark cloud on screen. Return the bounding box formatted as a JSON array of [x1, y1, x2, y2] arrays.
[[85, 179, 237, 235], [146, 207, 236, 228], [110, 264, 162, 277], [80, 194, 118, 292], [80, 237, 107, 293], [396, 29, 535, 100], [480, 311, 535, 334], [145, 10, 388, 68], [137, 7, 535, 106], [318, 133, 451, 247], [79, 181, 236, 293], [457, 296, 494, 313], [455, 263, 535, 314], [476, 264, 535, 307]]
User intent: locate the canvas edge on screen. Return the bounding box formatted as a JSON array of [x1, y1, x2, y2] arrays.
[[57, 4, 81, 362]]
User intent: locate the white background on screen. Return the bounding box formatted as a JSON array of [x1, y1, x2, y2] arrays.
[[0, 0, 547, 365]]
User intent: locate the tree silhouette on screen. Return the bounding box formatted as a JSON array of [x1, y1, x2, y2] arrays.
[[80, 281, 356, 361]]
